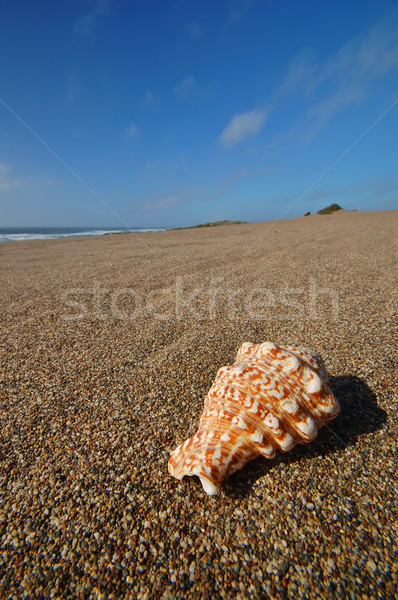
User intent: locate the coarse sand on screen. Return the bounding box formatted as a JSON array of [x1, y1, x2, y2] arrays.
[[0, 210, 397, 599]]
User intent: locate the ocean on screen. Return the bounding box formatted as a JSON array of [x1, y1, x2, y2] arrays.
[[0, 226, 167, 243]]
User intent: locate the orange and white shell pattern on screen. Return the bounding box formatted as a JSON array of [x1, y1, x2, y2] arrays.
[[168, 342, 340, 495]]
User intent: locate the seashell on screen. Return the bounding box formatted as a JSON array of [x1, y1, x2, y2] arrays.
[[168, 342, 340, 495]]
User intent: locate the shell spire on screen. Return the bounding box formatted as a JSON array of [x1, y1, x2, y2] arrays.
[[168, 342, 340, 495]]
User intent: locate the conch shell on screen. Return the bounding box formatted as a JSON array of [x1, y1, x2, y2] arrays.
[[168, 342, 340, 495]]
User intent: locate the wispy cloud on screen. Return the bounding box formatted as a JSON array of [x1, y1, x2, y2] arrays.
[[187, 21, 202, 38], [174, 76, 197, 94], [222, 1, 254, 33], [278, 49, 318, 98], [279, 14, 398, 136], [0, 163, 55, 194], [143, 160, 158, 171], [67, 70, 81, 102], [141, 188, 199, 212], [74, 0, 111, 39], [367, 173, 398, 202], [143, 91, 154, 104], [0, 163, 10, 176], [290, 172, 398, 210], [306, 88, 363, 136], [0, 163, 23, 192], [219, 108, 269, 148], [142, 193, 181, 212], [126, 123, 140, 138], [224, 8, 242, 29], [207, 164, 279, 202]]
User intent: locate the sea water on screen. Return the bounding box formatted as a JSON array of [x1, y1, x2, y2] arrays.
[[0, 227, 166, 242]]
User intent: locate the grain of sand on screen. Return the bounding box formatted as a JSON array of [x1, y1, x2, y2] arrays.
[[0, 210, 397, 599]]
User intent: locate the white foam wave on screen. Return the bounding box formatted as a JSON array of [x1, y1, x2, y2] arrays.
[[0, 228, 166, 242]]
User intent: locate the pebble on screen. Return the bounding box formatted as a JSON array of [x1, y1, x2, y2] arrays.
[[366, 559, 377, 573]]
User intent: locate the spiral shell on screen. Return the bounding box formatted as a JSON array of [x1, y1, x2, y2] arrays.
[[168, 342, 340, 495]]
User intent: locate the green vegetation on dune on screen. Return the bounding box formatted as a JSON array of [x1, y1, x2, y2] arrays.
[[172, 220, 247, 230], [317, 203, 343, 215]]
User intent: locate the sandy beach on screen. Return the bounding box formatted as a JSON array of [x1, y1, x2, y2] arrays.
[[1, 209, 397, 599]]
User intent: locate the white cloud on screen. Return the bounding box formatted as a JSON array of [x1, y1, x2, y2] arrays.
[[175, 76, 197, 93], [219, 109, 268, 148], [126, 123, 140, 138], [74, 0, 111, 39]]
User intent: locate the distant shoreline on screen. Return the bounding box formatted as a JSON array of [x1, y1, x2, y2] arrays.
[[1, 209, 396, 243]]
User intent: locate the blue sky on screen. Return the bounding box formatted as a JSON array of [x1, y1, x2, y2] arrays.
[[0, 0, 397, 228]]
